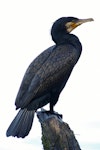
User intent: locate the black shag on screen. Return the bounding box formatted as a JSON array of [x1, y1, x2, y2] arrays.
[[6, 17, 93, 138]]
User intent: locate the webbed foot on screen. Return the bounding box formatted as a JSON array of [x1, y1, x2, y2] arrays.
[[41, 109, 63, 119]]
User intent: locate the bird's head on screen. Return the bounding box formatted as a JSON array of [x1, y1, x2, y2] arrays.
[[51, 17, 94, 44]]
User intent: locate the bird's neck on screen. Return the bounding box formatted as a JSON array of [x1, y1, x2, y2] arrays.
[[65, 33, 82, 51], [53, 33, 82, 52]]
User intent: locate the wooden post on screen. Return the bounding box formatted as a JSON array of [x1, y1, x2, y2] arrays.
[[37, 109, 81, 150]]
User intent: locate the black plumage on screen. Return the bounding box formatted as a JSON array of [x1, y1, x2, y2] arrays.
[[6, 17, 93, 138]]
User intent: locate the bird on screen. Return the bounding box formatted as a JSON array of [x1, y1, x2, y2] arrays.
[[6, 16, 93, 138]]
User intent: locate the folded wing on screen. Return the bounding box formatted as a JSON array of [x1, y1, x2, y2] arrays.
[[15, 44, 79, 109]]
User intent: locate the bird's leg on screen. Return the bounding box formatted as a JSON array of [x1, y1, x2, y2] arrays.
[[50, 103, 63, 119], [50, 103, 54, 114], [41, 103, 54, 114], [40, 103, 62, 119]]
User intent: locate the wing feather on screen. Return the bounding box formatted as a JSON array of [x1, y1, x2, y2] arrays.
[[15, 46, 55, 108], [15, 44, 80, 109]]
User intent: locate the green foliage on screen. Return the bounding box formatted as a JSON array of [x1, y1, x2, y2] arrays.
[[42, 133, 50, 150]]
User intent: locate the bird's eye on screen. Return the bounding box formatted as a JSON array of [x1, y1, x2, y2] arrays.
[[72, 19, 77, 22]]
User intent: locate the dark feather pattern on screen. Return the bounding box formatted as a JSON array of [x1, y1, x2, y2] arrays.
[[6, 109, 35, 138]]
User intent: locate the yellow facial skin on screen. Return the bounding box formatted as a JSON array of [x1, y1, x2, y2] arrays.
[[65, 18, 94, 33]]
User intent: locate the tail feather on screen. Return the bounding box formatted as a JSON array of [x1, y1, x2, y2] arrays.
[[6, 109, 35, 138]]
